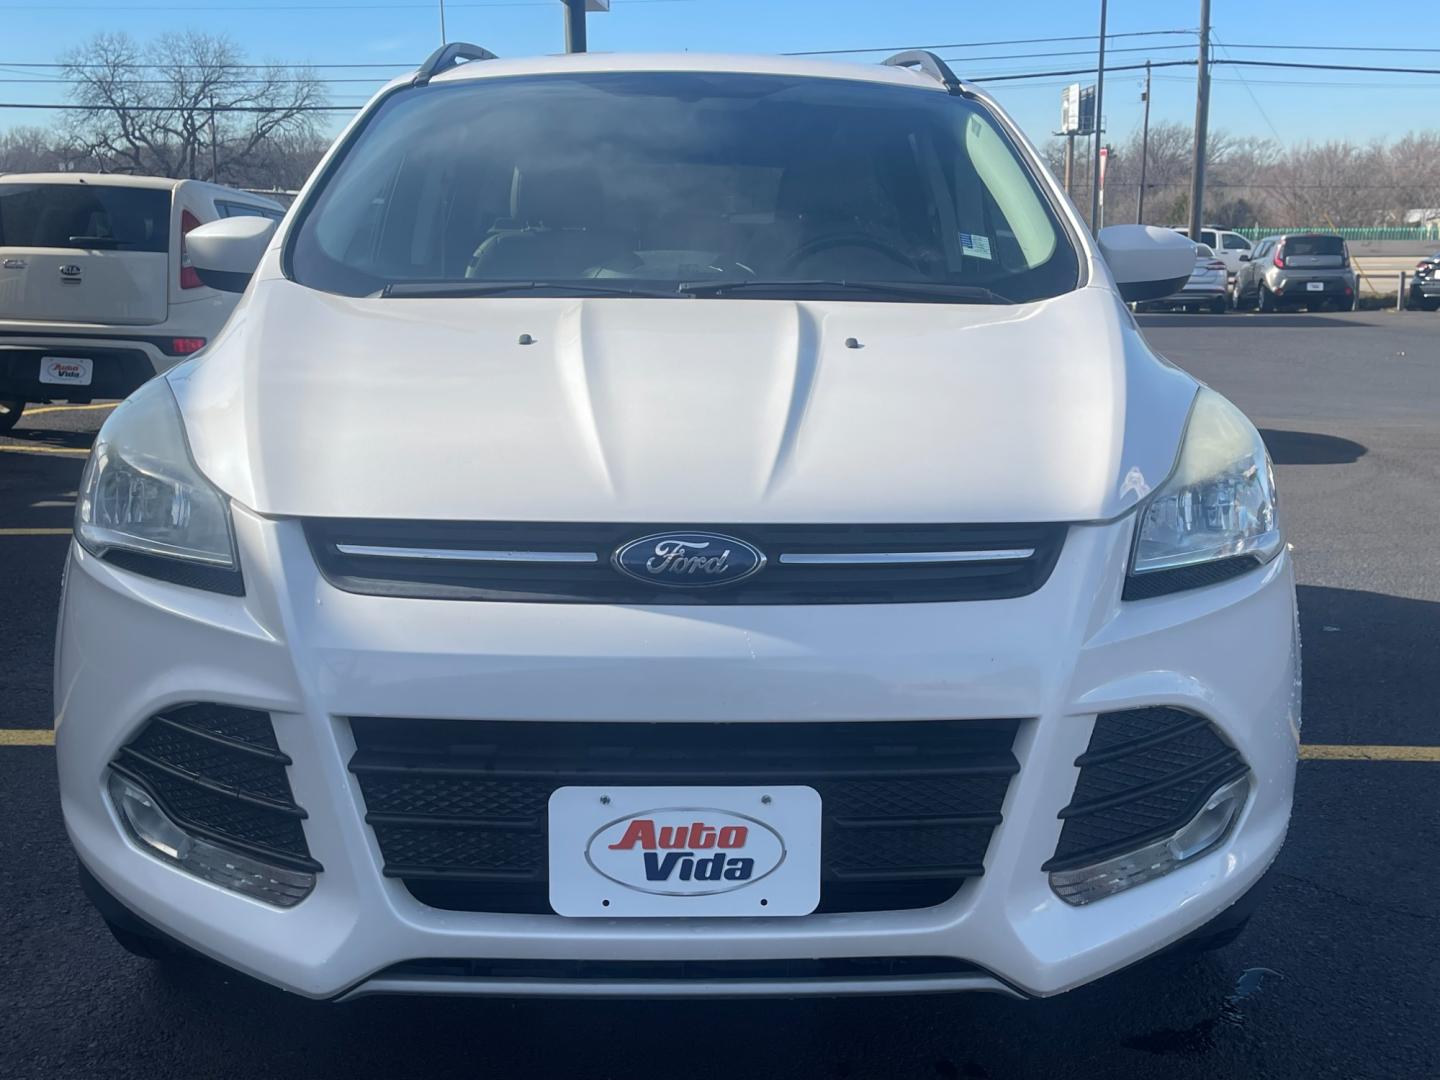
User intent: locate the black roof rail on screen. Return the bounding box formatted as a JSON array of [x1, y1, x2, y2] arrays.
[[413, 42, 499, 86], [882, 50, 968, 96]]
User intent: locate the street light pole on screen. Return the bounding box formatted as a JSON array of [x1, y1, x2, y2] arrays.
[[1188, 0, 1212, 243], [439, 0, 447, 45], [1136, 60, 1152, 224], [563, 0, 587, 52], [1088, 0, 1107, 230]]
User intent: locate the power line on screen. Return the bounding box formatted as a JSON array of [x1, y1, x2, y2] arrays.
[[784, 29, 1197, 57], [0, 0, 689, 8]]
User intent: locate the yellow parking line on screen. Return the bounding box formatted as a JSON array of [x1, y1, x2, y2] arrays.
[[1300, 744, 1440, 762], [0, 445, 89, 456], [0, 528, 70, 536], [25, 402, 116, 415], [0, 730, 54, 746]]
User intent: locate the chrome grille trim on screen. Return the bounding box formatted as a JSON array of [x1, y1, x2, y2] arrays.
[[334, 545, 599, 564], [777, 548, 1035, 565]]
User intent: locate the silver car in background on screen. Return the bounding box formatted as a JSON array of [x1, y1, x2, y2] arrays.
[[1232, 233, 1357, 312], [1137, 243, 1228, 314]]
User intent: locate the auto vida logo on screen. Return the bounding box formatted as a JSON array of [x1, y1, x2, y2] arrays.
[[585, 808, 785, 896], [612, 531, 765, 588]]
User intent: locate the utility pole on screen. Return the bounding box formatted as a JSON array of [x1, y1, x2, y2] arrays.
[[209, 100, 218, 182], [1188, 0, 1212, 242], [1064, 134, 1075, 196], [439, 0, 447, 45], [563, 0, 587, 52], [1136, 60, 1152, 224], [1088, 0, 1107, 230]]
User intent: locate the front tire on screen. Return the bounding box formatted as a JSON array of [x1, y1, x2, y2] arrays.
[[0, 398, 24, 433]]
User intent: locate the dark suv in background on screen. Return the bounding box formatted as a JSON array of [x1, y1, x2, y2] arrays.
[[1232, 233, 1357, 312], [1408, 253, 1440, 311]]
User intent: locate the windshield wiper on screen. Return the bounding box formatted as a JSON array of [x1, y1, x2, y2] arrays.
[[378, 280, 677, 299], [67, 235, 129, 249], [676, 280, 1015, 304]]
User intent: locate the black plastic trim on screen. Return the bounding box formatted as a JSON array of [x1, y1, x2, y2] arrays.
[[1123, 554, 1264, 600], [101, 549, 245, 596]]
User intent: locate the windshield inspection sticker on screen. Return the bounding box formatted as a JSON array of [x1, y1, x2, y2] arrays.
[[960, 232, 993, 260]]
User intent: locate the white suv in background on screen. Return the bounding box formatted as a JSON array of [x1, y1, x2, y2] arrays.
[[1170, 226, 1253, 279], [0, 174, 283, 431], [57, 48, 1298, 1002]]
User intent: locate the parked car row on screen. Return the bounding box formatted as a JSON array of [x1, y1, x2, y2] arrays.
[[0, 174, 284, 431], [1140, 230, 1360, 314]]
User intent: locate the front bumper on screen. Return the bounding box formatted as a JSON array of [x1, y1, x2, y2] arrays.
[[55, 507, 1300, 1000]]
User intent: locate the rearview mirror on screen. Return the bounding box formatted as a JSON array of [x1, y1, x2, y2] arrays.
[[186, 216, 277, 293], [1096, 225, 1196, 303], [1238, 253, 1251, 262]]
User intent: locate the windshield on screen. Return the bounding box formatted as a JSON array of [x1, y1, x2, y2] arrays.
[[0, 183, 170, 252], [289, 71, 1079, 303]]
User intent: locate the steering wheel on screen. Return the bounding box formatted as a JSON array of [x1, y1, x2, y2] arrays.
[[781, 233, 918, 275]]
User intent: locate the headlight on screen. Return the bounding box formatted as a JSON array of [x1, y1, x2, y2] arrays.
[[1126, 388, 1281, 600], [76, 378, 242, 594]]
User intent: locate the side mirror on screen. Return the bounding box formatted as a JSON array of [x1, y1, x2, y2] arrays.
[[186, 216, 277, 293], [1238, 253, 1251, 262], [1096, 225, 1196, 303]]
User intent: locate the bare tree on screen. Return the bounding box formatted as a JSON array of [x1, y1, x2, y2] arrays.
[[62, 31, 326, 183]]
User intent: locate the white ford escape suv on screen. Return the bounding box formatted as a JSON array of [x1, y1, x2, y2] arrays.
[[0, 173, 283, 431], [56, 47, 1299, 1001]]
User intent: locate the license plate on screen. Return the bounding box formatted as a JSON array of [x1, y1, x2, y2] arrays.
[[548, 785, 822, 917], [39, 356, 92, 386], [1306, 281, 1325, 292]]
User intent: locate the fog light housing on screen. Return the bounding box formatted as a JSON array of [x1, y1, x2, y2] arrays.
[[108, 772, 314, 908], [1048, 777, 1249, 906]]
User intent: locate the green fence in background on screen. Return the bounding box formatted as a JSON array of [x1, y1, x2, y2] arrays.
[[1230, 226, 1438, 242]]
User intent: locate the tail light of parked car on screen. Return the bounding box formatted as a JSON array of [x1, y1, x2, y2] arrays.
[[179, 210, 203, 290], [1273, 243, 1286, 269], [1206, 260, 1226, 272]]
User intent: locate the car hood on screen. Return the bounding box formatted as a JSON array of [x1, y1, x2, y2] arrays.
[[171, 279, 1198, 523]]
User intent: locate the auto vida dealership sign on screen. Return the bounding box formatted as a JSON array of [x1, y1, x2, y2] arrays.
[[547, 786, 822, 917], [587, 808, 784, 895]]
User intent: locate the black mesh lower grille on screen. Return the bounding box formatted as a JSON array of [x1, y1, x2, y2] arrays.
[[110, 704, 319, 872], [1043, 707, 1249, 872], [349, 718, 1021, 915]]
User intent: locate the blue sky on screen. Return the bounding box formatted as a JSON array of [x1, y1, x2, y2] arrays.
[[1, 0, 1435, 148]]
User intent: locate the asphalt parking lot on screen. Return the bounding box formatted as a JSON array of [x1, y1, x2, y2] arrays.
[[1, 309, 1437, 1079]]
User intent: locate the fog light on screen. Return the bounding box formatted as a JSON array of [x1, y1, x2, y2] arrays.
[[108, 772, 314, 907], [1049, 776, 1249, 906]]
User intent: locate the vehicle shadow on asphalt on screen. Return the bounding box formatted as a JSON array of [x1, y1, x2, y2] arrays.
[[1258, 429, 1367, 465], [1296, 584, 1438, 748]]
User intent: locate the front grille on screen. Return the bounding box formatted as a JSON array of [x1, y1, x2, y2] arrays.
[[349, 717, 1021, 914], [1043, 707, 1249, 873], [305, 520, 1067, 604], [110, 704, 320, 872]]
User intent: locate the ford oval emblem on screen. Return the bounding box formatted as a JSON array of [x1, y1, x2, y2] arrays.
[[613, 531, 765, 589]]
